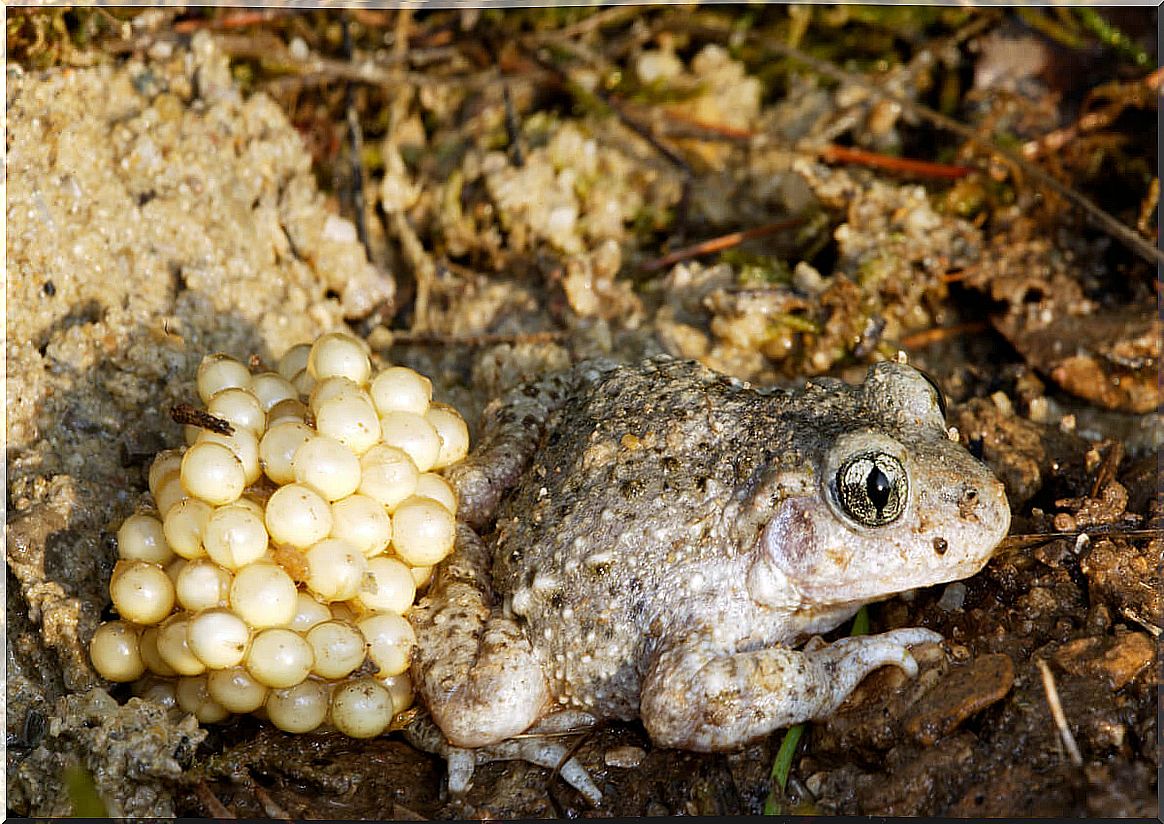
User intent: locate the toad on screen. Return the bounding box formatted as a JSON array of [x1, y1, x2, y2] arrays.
[[410, 356, 1010, 802]]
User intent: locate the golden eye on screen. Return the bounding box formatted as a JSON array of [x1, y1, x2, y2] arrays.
[[836, 451, 908, 527]]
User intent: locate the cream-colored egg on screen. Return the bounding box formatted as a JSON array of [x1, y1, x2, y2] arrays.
[[197, 354, 252, 404], [187, 608, 251, 669], [378, 411, 441, 473], [330, 678, 393, 739], [109, 560, 175, 625], [203, 504, 269, 569], [370, 367, 432, 416], [330, 494, 392, 558], [246, 628, 314, 689], [307, 332, 371, 384], [302, 538, 368, 602], [266, 679, 329, 733], [265, 484, 333, 548], [229, 562, 298, 629], [260, 421, 315, 486], [306, 620, 366, 680], [89, 621, 145, 682], [175, 559, 233, 612], [358, 444, 419, 511], [196, 428, 262, 486], [251, 371, 299, 412], [117, 513, 174, 565], [414, 472, 457, 513], [206, 387, 266, 435], [276, 343, 313, 381], [156, 613, 206, 676], [357, 611, 416, 677], [315, 394, 381, 455], [390, 496, 456, 567], [292, 436, 362, 501], [207, 666, 269, 714], [181, 441, 246, 505], [425, 403, 470, 469], [355, 556, 416, 614]]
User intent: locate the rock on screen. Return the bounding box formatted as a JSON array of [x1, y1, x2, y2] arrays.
[[904, 654, 1015, 746]]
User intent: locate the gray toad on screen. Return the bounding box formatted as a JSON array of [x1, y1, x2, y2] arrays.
[[410, 355, 1010, 801]]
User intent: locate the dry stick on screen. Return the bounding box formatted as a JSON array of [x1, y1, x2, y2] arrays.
[[1036, 659, 1083, 767], [342, 16, 369, 250], [898, 321, 990, 349], [172, 9, 287, 34], [194, 780, 236, 819], [819, 144, 974, 180], [170, 403, 234, 436], [744, 37, 1164, 268], [640, 217, 805, 273], [387, 330, 566, 348]]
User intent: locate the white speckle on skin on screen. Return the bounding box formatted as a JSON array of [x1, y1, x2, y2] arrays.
[[584, 551, 614, 568], [532, 572, 558, 591]]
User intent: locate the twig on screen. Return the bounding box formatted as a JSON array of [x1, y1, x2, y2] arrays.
[[819, 144, 974, 180], [995, 528, 1164, 556], [384, 329, 566, 348], [170, 403, 233, 436], [247, 772, 294, 823], [898, 321, 990, 349], [673, 22, 1164, 268], [342, 16, 369, 250], [1036, 659, 1083, 767], [173, 10, 288, 34], [555, 5, 644, 40], [194, 780, 236, 819], [639, 217, 804, 273]]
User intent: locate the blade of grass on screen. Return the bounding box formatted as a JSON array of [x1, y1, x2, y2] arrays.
[[764, 605, 870, 814]]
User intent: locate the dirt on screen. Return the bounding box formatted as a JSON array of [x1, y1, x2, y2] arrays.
[[6, 9, 1158, 819]]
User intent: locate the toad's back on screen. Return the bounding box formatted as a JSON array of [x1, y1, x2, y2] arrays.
[[490, 358, 812, 716]]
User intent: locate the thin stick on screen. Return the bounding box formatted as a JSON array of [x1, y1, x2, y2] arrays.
[[1036, 659, 1083, 767], [899, 321, 990, 349], [194, 780, 236, 819], [819, 144, 974, 180], [386, 329, 566, 348], [640, 217, 805, 273]]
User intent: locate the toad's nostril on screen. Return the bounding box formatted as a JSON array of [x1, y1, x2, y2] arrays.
[[963, 488, 978, 502], [933, 537, 949, 555]]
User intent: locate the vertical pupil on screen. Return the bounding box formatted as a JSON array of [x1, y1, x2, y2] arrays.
[[866, 465, 892, 512]]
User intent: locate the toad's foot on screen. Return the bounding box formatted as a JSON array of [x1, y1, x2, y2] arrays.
[[407, 710, 603, 805], [642, 627, 942, 750]]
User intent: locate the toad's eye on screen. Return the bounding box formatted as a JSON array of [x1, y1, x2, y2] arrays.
[[836, 451, 908, 527], [917, 369, 947, 420]]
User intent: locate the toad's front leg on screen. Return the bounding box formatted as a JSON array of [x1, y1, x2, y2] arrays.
[[640, 627, 941, 751]]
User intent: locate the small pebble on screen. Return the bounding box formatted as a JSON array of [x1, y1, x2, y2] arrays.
[[604, 745, 646, 768]]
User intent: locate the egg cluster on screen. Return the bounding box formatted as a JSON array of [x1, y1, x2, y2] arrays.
[[89, 332, 469, 739]]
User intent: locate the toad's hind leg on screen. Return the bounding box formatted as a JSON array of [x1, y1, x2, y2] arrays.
[[641, 627, 942, 751], [410, 523, 550, 748]]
